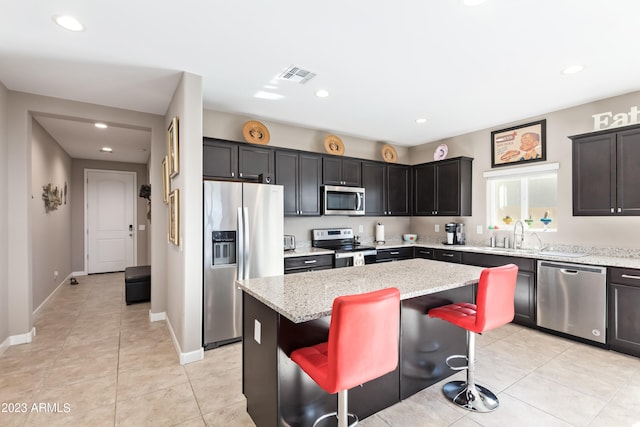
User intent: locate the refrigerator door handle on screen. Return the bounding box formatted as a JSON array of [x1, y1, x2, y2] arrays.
[[237, 207, 244, 280], [242, 207, 250, 280]]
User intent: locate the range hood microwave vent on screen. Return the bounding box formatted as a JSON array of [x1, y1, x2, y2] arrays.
[[278, 65, 316, 84]]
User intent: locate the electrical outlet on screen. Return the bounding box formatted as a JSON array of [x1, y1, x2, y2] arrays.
[[435, 224, 440, 232], [477, 225, 483, 234], [54, 270, 59, 279], [358, 225, 364, 233]]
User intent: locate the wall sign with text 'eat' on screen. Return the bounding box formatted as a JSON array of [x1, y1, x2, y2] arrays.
[[592, 106, 639, 130]]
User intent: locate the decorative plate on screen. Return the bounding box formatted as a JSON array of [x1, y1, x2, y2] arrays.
[[242, 120, 270, 145], [381, 144, 398, 163], [324, 134, 345, 155], [434, 143, 448, 161]]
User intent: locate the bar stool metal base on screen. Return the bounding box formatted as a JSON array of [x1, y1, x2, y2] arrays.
[[312, 412, 358, 427], [442, 380, 499, 412]]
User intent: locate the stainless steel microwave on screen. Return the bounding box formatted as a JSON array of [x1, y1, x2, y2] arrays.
[[323, 185, 365, 216]]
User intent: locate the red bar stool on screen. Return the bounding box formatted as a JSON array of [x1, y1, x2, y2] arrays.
[[291, 288, 400, 427], [428, 264, 518, 412]]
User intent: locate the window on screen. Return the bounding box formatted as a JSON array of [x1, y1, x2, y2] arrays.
[[484, 163, 559, 231]]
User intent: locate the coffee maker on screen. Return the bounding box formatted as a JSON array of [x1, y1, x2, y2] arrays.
[[445, 223, 465, 245]]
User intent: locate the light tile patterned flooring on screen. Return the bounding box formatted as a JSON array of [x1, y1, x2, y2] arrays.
[[1, 272, 639, 426]]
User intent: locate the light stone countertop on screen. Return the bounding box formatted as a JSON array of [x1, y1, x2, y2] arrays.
[[237, 259, 484, 323], [285, 241, 640, 269]]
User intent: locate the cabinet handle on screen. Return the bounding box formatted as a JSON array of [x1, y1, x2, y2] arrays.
[[420, 250, 431, 254], [618, 207, 622, 213], [231, 172, 235, 177], [239, 172, 243, 177], [621, 274, 640, 280], [304, 260, 317, 264], [611, 207, 614, 213], [390, 251, 400, 255], [442, 253, 454, 257]]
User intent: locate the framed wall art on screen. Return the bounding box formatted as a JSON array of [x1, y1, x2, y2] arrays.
[[491, 119, 546, 168], [168, 188, 180, 245], [161, 156, 170, 203], [168, 116, 179, 177]]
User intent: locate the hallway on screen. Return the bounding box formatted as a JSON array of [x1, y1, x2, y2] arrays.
[[1, 272, 639, 426]]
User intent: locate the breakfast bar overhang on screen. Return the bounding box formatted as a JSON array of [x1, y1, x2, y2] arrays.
[[237, 259, 485, 427]]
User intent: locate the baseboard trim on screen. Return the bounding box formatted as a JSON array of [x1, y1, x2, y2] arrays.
[[0, 335, 10, 355], [9, 327, 36, 346], [33, 274, 72, 317], [149, 310, 166, 322], [165, 317, 204, 365], [72, 270, 86, 277]]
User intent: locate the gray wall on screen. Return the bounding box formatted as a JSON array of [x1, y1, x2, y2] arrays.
[[408, 90, 640, 250], [70, 159, 149, 273], [31, 120, 72, 310], [0, 81, 8, 348]]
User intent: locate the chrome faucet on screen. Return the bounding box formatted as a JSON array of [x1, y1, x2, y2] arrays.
[[513, 220, 525, 249]]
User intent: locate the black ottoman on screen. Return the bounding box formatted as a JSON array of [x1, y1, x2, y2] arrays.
[[125, 265, 151, 305]]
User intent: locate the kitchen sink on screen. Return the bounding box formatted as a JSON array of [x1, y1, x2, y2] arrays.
[[536, 250, 588, 258]]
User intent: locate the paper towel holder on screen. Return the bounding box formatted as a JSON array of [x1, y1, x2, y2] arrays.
[[375, 222, 385, 245]]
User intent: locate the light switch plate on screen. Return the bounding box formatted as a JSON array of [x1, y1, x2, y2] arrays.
[[435, 224, 440, 232], [477, 225, 483, 234], [254, 319, 261, 344]]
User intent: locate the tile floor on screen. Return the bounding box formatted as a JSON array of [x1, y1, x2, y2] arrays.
[[1, 272, 639, 426]]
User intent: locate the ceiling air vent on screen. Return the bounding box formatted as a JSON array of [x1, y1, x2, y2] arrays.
[[278, 65, 316, 84]]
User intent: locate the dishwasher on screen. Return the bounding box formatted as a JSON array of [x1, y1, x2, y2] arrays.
[[537, 261, 607, 344]]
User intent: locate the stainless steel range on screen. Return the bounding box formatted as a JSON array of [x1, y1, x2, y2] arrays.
[[312, 228, 377, 267]]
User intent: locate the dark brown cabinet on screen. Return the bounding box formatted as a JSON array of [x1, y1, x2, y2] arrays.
[[571, 125, 640, 216], [375, 247, 414, 263], [413, 247, 434, 259], [433, 248, 462, 263], [461, 252, 536, 327], [413, 157, 472, 216], [323, 156, 361, 186], [608, 267, 640, 357], [361, 161, 411, 216], [203, 138, 273, 180], [284, 254, 333, 274], [275, 150, 322, 216]]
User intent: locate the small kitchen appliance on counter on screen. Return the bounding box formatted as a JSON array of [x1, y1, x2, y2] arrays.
[[283, 235, 296, 251], [444, 223, 465, 245], [312, 228, 377, 267]]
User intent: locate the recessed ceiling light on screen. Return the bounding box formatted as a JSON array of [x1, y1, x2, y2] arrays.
[[562, 65, 585, 75], [54, 15, 84, 32], [464, 0, 488, 6], [415, 118, 428, 124], [315, 89, 329, 98], [94, 122, 108, 129], [100, 147, 113, 153]]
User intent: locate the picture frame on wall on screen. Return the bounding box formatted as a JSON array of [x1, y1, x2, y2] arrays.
[[491, 119, 546, 168], [168, 189, 180, 245], [168, 116, 179, 177], [162, 156, 170, 204]]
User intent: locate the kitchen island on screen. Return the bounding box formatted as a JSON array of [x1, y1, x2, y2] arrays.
[[237, 259, 485, 427]]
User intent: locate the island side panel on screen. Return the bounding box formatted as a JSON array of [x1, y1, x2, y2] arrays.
[[243, 292, 279, 427], [400, 285, 473, 400]]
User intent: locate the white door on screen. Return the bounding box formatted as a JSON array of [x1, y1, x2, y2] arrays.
[[86, 170, 136, 273]]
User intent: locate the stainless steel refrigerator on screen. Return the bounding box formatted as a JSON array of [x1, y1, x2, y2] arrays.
[[203, 181, 284, 349]]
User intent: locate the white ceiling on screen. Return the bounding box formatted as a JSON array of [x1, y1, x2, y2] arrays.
[[2, 1, 640, 163]]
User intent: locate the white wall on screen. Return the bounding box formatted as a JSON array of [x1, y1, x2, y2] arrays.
[[164, 73, 204, 363], [31, 120, 72, 309], [0, 81, 8, 351], [409, 90, 640, 250], [6, 91, 165, 341]]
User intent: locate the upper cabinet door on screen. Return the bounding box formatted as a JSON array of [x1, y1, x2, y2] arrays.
[[298, 153, 322, 216], [387, 164, 411, 216], [239, 145, 274, 179], [203, 139, 238, 179], [361, 161, 386, 216], [322, 157, 361, 186], [413, 157, 472, 216], [275, 150, 299, 216], [616, 127, 640, 215], [341, 158, 362, 187], [413, 163, 436, 215]]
